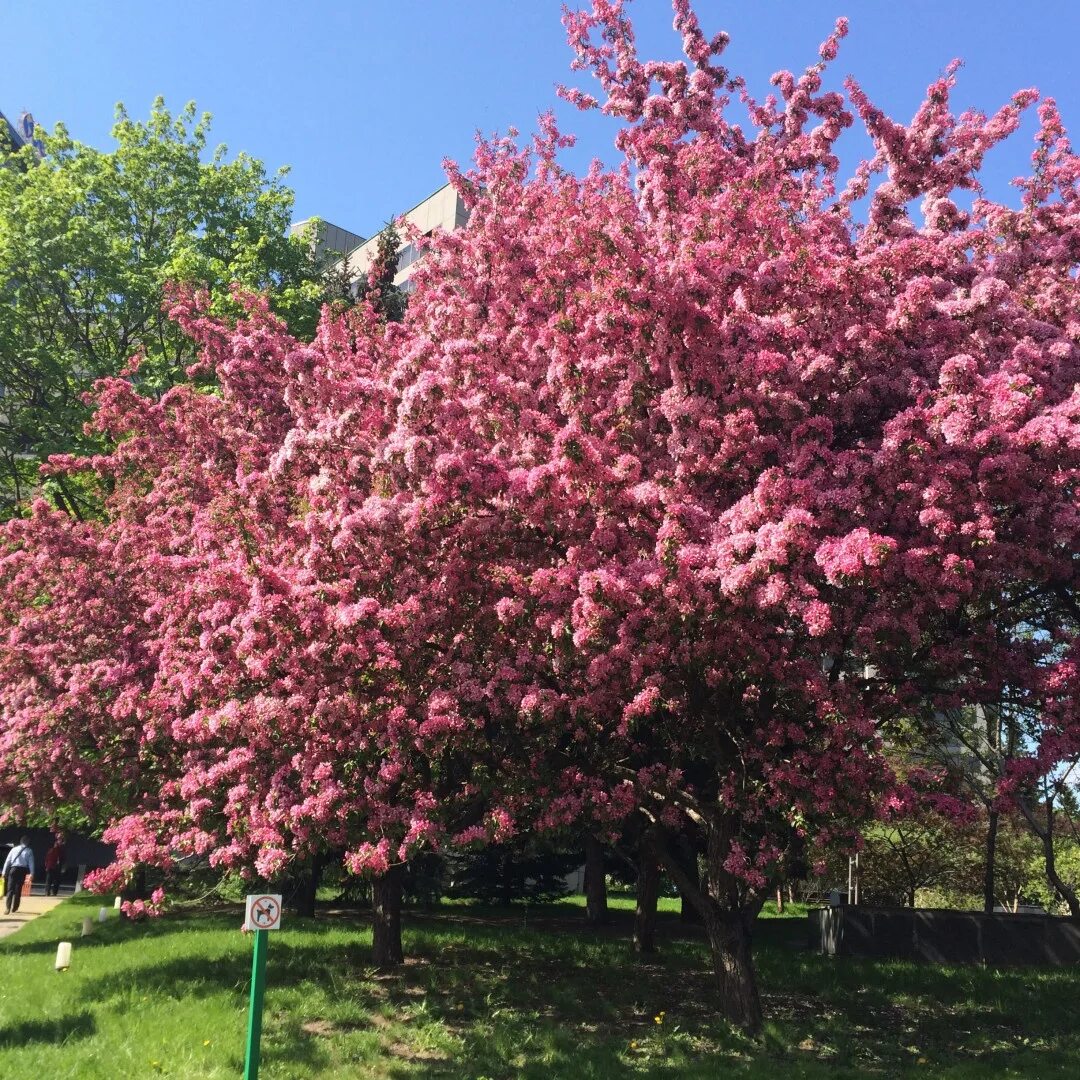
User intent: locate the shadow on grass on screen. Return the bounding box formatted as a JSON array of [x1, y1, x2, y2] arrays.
[[255, 1029, 332, 1077], [31, 901, 1080, 1079], [84, 924, 745, 1078], [84, 928, 381, 1002], [0, 1010, 96, 1049], [0, 910, 235, 956]]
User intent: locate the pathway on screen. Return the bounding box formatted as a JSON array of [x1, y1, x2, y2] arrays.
[[0, 893, 65, 940]]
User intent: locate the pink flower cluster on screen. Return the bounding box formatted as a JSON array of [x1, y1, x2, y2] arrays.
[[121, 888, 167, 921]]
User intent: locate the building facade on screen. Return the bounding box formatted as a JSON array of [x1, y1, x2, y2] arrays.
[[330, 182, 470, 294], [288, 218, 366, 265], [0, 108, 45, 156]]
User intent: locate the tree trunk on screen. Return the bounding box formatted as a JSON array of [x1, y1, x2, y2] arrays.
[[775, 885, 784, 915], [372, 865, 404, 968], [673, 833, 703, 924], [634, 833, 659, 954], [983, 809, 999, 914], [297, 853, 321, 918], [681, 887, 703, 923], [656, 821, 764, 1034], [584, 834, 608, 927], [1019, 795, 1080, 918], [701, 908, 763, 1034], [500, 852, 516, 906], [1040, 826, 1080, 917], [907, 887, 916, 909]]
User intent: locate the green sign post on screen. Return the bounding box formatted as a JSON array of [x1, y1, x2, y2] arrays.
[[242, 893, 282, 1080], [244, 928, 269, 1080]]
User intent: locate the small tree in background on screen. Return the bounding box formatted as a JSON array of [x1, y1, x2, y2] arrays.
[[928, 704, 1080, 916], [978, 813, 1044, 912], [860, 807, 976, 908]]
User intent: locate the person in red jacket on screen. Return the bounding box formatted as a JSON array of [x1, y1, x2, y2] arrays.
[[43, 835, 66, 897]]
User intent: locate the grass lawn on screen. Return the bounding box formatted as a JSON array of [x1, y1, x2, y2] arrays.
[[1, 893, 1076, 1078]]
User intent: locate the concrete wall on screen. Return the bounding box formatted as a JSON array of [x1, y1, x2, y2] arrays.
[[810, 905, 1080, 966]]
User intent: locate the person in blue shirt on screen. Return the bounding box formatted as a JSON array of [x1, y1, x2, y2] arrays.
[[3, 836, 35, 914]]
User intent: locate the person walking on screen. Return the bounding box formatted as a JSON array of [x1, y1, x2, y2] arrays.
[[44, 835, 66, 897], [2, 836, 35, 914]]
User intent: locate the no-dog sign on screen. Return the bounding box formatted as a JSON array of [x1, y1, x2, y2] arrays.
[[245, 893, 283, 931], [243, 893, 282, 1079]]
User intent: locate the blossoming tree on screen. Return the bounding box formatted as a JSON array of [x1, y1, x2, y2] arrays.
[[372, 0, 1080, 1029], [2, 0, 1079, 1034], [0, 290, 512, 965]]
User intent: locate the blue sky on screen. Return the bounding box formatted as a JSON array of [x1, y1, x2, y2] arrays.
[[4, 1, 1080, 238]]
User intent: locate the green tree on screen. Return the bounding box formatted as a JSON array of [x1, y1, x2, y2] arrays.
[[985, 814, 1043, 912], [860, 810, 976, 909], [1036, 841, 1080, 914], [0, 99, 337, 516]]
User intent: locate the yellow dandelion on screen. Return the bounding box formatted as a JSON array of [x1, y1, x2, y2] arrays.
[[654, 1011, 666, 1025]]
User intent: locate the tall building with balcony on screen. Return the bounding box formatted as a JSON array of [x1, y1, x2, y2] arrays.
[[331, 183, 470, 295]]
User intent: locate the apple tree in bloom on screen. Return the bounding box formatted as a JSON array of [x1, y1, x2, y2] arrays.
[[371, 1, 1080, 1029], [0, 289, 517, 961]]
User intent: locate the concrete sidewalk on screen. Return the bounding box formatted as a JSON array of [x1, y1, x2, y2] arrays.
[[0, 894, 65, 940]]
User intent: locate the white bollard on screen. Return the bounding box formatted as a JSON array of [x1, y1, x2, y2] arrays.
[[114, 896, 122, 909], [55, 941, 72, 970], [98, 907, 109, 922], [81, 918, 94, 937]]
